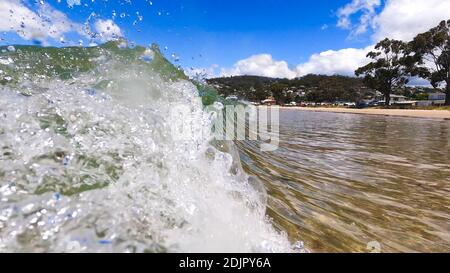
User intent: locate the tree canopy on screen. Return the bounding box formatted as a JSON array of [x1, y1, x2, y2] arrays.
[[405, 20, 450, 105], [355, 39, 409, 105]]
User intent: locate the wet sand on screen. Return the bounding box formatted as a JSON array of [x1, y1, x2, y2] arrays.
[[285, 107, 450, 120]]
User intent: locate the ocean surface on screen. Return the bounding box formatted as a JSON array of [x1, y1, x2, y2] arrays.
[[238, 109, 450, 252]]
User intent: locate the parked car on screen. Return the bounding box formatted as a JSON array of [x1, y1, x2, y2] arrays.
[[226, 95, 238, 101], [356, 101, 369, 108], [344, 102, 356, 107]]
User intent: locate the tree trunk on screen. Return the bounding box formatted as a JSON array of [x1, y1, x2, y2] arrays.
[[446, 82, 450, 106], [385, 92, 391, 107]]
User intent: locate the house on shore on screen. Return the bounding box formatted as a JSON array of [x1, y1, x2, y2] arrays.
[[378, 94, 418, 106], [415, 92, 446, 106], [428, 92, 446, 105], [261, 97, 277, 106]]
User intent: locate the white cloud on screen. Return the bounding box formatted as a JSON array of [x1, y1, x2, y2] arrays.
[[337, 0, 450, 41], [0, 0, 81, 43], [221, 54, 298, 79], [295, 46, 373, 76], [371, 0, 450, 41], [0, 1, 122, 44], [337, 0, 381, 37], [215, 46, 372, 79], [93, 19, 123, 42]]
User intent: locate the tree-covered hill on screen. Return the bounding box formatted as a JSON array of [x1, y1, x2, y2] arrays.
[[207, 74, 373, 103]]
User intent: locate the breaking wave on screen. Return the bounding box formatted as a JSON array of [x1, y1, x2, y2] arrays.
[[0, 42, 297, 253]]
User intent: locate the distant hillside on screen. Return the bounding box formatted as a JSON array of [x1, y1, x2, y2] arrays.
[[207, 74, 373, 103]]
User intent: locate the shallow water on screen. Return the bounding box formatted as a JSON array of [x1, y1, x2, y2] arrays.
[[237, 108, 450, 253]]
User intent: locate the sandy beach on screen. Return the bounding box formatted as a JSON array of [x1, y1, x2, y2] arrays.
[[284, 107, 450, 120]]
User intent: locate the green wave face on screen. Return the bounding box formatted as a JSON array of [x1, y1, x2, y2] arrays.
[[0, 41, 187, 83], [0, 41, 219, 105]]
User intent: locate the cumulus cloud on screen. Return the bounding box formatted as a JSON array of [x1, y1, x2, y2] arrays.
[[337, 0, 381, 37], [221, 54, 297, 79], [0, 1, 122, 44], [371, 0, 450, 41], [295, 46, 373, 76], [93, 19, 123, 42], [215, 47, 372, 79], [338, 0, 450, 41], [0, 0, 81, 43]]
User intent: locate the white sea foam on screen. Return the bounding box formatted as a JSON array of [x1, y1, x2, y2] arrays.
[[0, 61, 294, 252]]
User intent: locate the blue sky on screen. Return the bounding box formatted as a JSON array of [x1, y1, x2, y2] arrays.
[[1, 0, 450, 79]]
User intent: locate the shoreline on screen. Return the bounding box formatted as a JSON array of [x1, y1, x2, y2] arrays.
[[281, 107, 450, 120]]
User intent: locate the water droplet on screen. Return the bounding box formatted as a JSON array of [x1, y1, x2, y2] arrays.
[[171, 53, 180, 62], [63, 156, 71, 166], [54, 193, 61, 201], [140, 48, 154, 63]]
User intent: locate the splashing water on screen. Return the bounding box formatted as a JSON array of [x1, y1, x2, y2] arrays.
[[0, 43, 298, 253]]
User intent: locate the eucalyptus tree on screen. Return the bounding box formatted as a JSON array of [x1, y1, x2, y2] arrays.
[[405, 20, 450, 105], [355, 39, 409, 106]]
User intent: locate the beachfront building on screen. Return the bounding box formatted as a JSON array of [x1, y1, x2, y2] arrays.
[[415, 92, 447, 106], [390, 95, 407, 103], [261, 97, 277, 106], [429, 92, 446, 101], [376, 94, 406, 105], [428, 92, 446, 105], [374, 94, 419, 106]]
